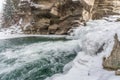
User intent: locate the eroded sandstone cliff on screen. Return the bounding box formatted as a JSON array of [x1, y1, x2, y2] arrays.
[[17, 0, 86, 34], [92, 0, 120, 19], [2, 0, 120, 34]]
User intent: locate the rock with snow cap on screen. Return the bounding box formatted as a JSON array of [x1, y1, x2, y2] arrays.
[[103, 34, 120, 70]]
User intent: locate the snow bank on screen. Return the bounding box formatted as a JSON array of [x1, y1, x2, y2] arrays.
[[46, 15, 120, 80], [0, 25, 67, 40]]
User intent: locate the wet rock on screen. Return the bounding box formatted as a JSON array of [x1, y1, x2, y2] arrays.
[[103, 34, 120, 70]]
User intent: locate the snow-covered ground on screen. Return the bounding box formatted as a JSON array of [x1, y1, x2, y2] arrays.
[[1, 14, 120, 80], [0, 24, 23, 39], [0, 23, 68, 39], [45, 15, 120, 80]]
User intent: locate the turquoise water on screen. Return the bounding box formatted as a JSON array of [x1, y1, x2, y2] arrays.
[[0, 36, 78, 80]]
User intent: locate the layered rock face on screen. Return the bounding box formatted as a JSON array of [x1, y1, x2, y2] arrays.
[[16, 0, 86, 35], [92, 0, 120, 19], [3, 0, 120, 34], [103, 34, 120, 71]]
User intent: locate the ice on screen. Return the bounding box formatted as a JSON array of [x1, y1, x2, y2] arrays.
[[0, 0, 4, 12], [46, 15, 120, 80], [1, 1, 120, 79]]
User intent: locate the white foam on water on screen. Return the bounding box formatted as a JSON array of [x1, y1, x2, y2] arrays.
[[46, 15, 120, 80], [0, 39, 80, 75], [1, 12, 120, 80]]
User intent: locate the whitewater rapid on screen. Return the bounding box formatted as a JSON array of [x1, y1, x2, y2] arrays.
[[46, 15, 120, 80], [0, 15, 120, 80], [0, 36, 80, 80]]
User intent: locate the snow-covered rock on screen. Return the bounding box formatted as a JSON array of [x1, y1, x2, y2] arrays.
[[103, 34, 120, 70], [46, 15, 120, 80]]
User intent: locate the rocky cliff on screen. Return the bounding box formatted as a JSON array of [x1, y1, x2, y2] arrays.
[[2, 0, 120, 35], [93, 0, 120, 19], [17, 0, 91, 35]]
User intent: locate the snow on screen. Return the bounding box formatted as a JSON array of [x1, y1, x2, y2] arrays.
[[0, 24, 67, 39], [0, 0, 4, 13], [46, 15, 120, 80], [0, 23, 23, 34], [21, 0, 31, 2], [0, 0, 4, 26], [0, 5, 120, 79]]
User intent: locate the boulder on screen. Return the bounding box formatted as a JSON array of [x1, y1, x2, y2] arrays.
[[103, 34, 120, 70]]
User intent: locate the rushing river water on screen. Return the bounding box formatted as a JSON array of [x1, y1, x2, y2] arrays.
[[1, 15, 120, 80], [0, 36, 79, 80]]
